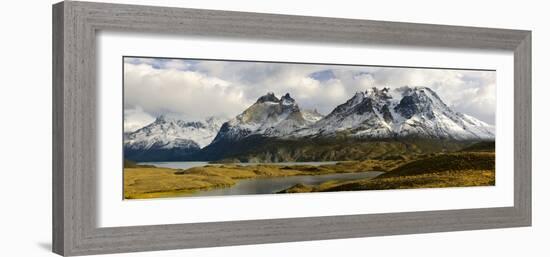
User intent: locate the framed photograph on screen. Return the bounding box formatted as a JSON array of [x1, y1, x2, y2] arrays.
[[53, 1, 531, 256], [122, 57, 498, 199]]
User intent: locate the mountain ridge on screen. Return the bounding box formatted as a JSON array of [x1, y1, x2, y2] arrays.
[[124, 115, 225, 161], [210, 92, 322, 144], [124, 87, 494, 162], [212, 87, 494, 143]]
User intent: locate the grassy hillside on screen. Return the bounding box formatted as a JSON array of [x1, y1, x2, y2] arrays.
[[279, 152, 495, 193], [124, 159, 405, 199], [123, 159, 155, 168], [316, 169, 494, 192], [125, 150, 496, 199], [377, 152, 495, 178], [123, 159, 139, 168], [198, 136, 478, 163], [459, 141, 495, 152]]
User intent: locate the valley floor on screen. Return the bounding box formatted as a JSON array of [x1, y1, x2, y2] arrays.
[[124, 152, 495, 199]]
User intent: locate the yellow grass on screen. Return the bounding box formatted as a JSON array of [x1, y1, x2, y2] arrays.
[[124, 167, 236, 199], [280, 169, 495, 193], [124, 152, 495, 199], [124, 159, 405, 199]]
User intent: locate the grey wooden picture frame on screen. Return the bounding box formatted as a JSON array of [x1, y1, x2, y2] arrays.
[[52, 1, 531, 256]]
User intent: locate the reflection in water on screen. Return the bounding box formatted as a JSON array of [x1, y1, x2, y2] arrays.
[[192, 171, 384, 197], [138, 161, 383, 197], [139, 161, 340, 170]]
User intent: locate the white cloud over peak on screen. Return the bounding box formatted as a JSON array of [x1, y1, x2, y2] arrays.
[[123, 106, 155, 133], [124, 57, 496, 132]]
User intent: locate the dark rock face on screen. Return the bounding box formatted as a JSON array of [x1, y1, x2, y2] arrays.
[[210, 121, 251, 143], [124, 139, 200, 162], [354, 98, 376, 115], [394, 89, 436, 119], [381, 104, 393, 123], [281, 93, 295, 103], [395, 95, 420, 119], [126, 87, 495, 162], [328, 92, 365, 117], [256, 92, 279, 103]]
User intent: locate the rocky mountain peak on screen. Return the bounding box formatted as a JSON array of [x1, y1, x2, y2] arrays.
[[211, 92, 315, 143], [366, 87, 392, 101], [127, 87, 495, 161], [124, 115, 225, 155], [351, 91, 366, 103], [155, 114, 168, 123], [280, 93, 296, 105], [394, 86, 447, 119], [295, 86, 494, 140], [256, 92, 279, 103]]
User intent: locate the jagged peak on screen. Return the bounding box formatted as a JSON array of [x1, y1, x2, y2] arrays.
[[126, 114, 226, 149], [365, 87, 392, 101], [256, 92, 279, 103], [417, 87, 445, 104], [281, 92, 294, 100], [155, 114, 168, 123], [280, 92, 296, 105], [399, 86, 446, 106], [394, 86, 432, 96], [151, 114, 227, 129], [365, 87, 379, 94], [394, 86, 413, 96], [350, 91, 366, 103]]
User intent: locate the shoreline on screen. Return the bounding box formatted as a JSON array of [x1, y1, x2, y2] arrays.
[[124, 159, 402, 199], [124, 152, 495, 199]]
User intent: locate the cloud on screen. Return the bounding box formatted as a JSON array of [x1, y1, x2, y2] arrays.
[[123, 106, 155, 132], [124, 57, 496, 128], [124, 62, 250, 123], [355, 67, 496, 124]]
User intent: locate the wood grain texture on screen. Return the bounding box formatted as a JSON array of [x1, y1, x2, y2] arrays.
[[52, 1, 532, 256], [52, 2, 65, 255], [514, 32, 532, 224]]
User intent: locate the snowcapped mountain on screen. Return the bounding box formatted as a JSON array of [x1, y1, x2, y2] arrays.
[[125, 87, 494, 162], [302, 109, 324, 123], [124, 115, 225, 161], [296, 87, 494, 140], [210, 92, 322, 143], [210, 87, 493, 145]]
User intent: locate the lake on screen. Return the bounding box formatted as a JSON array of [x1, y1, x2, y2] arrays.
[[192, 171, 384, 197], [139, 161, 341, 170], [137, 161, 383, 197]]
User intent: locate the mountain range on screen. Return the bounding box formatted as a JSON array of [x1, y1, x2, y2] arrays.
[[124, 87, 494, 162], [123, 116, 225, 161], [293, 87, 494, 140]]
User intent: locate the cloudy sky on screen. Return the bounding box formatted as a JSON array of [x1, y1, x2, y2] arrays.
[[123, 57, 496, 132]]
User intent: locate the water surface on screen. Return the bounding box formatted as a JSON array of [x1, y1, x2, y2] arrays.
[[139, 161, 340, 170], [137, 161, 383, 197], [193, 171, 384, 197]]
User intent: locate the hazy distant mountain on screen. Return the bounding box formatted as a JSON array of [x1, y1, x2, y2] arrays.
[[301, 109, 324, 123]]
